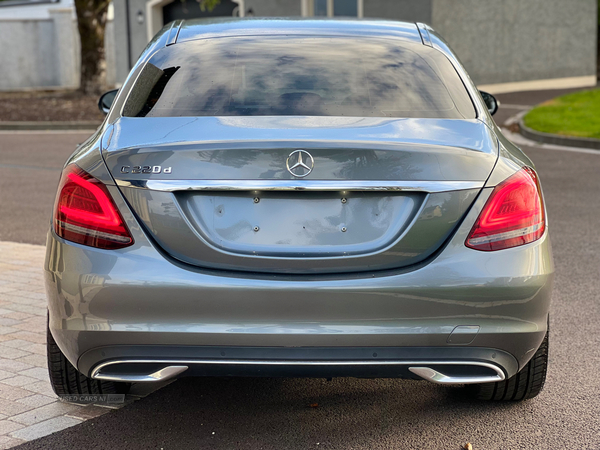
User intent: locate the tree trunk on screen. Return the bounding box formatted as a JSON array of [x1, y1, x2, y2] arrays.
[[74, 0, 111, 94]]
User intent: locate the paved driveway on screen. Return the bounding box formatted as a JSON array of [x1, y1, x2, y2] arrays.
[[0, 90, 599, 449]]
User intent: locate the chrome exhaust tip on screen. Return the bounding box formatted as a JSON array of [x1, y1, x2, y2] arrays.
[[92, 364, 188, 383], [409, 364, 505, 385]]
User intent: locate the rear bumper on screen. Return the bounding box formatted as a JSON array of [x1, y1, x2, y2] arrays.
[[81, 345, 516, 384], [45, 186, 554, 382]]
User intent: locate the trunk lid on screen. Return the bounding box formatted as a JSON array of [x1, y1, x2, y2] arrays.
[[103, 116, 497, 274]]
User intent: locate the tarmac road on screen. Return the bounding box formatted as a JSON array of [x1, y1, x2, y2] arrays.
[[0, 130, 88, 245], [1, 90, 599, 449]]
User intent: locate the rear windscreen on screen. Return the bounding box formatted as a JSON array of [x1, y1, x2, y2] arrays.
[[123, 36, 475, 119]]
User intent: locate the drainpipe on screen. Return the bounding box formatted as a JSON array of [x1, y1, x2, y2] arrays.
[[125, 0, 133, 69]]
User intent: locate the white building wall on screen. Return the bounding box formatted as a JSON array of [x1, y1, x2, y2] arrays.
[[432, 0, 597, 89], [1, 0, 597, 91], [0, 0, 80, 90], [0, 0, 72, 19]]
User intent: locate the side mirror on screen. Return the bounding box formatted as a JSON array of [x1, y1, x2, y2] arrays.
[[479, 91, 499, 116], [98, 89, 119, 115]]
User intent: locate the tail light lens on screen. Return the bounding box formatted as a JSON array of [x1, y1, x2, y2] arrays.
[[466, 167, 545, 251], [54, 165, 133, 249]]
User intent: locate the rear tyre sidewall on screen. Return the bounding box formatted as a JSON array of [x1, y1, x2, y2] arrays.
[[47, 315, 130, 396], [467, 327, 549, 402]]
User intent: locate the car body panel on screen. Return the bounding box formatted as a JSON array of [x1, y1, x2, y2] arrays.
[[175, 18, 425, 45], [46, 184, 553, 378], [103, 117, 497, 273], [46, 18, 553, 384], [118, 186, 479, 273], [103, 117, 497, 181]]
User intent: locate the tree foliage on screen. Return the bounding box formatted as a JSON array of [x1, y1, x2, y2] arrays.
[[199, 0, 221, 11], [184, 0, 222, 12]]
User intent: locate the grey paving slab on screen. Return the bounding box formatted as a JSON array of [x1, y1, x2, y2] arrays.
[[9, 402, 82, 426], [9, 417, 82, 441], [0, 376, 39, 388], [0, 436, 25, 450], [14, 395, 56, 410], [0, 421, 23, 436]]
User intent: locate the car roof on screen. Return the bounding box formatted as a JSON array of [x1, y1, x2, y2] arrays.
[[175, 18, 425, 45]]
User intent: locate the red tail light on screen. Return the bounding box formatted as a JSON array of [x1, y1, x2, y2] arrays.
[[466, 167, 545, 251], [54, 165, 133, 249]]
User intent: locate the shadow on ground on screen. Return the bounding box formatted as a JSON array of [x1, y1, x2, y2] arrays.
[[15, 376, 530, 450]]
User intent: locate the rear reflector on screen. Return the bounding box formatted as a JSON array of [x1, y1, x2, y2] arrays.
[[54, 165, 133, 249], [466, 167, 545, 251]]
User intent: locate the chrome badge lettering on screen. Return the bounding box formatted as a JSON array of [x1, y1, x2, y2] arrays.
[[120, 166, 172, 174]]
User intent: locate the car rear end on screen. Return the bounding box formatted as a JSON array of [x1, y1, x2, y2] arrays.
[[45, 20, 553, 397]]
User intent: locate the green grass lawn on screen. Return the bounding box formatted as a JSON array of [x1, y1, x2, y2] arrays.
[[523, 88, 600, 139]]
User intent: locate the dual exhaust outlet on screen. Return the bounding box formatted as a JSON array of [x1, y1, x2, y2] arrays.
[[91, 360, 505, 385]]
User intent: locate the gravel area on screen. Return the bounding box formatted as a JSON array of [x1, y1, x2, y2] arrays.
[[0, 91, 104, 122]]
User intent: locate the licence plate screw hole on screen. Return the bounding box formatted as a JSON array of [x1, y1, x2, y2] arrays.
[[253, 226, 260, 232], [253, 197, 260, 203], [341, 227, 347, 232], [341, 198, 347, 203]]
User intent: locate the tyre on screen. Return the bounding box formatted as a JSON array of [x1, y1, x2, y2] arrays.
[[468, 331, 548, 401], [47, 322, 130, 396]]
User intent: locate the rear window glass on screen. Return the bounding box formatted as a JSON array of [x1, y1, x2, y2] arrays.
[[123, 36, 475, 119]]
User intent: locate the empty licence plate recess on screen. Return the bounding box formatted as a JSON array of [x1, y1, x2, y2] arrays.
[[178, 191, 423, 257]]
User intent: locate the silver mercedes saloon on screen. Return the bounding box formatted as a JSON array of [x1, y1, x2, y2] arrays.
[[45, 19, 553, 402]]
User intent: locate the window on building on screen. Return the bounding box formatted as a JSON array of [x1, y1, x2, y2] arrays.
[[303, 0, 362, 18]]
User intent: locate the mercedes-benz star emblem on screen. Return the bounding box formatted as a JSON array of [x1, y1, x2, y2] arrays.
[[286, 150, 314, 178]]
